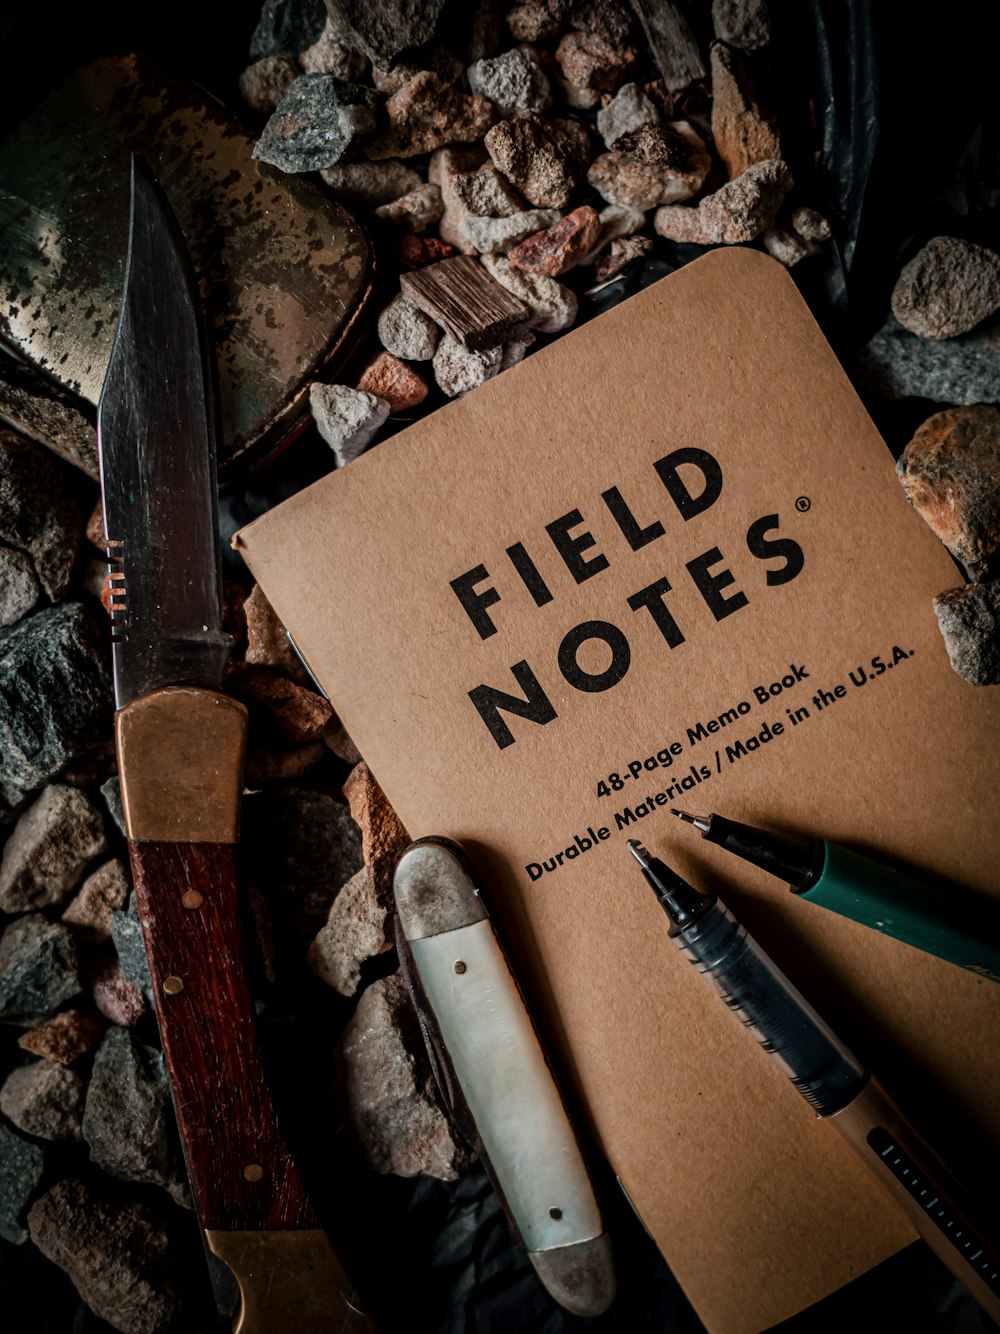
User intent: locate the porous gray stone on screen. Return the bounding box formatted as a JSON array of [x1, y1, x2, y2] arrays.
[[432, 333, 504, 397], [324, 0, 449, 66], [891, 237, 1000, 341], [500, 329, 537, 369], [0, 432, 87, 602], [377, 294, 441, 361], [101, 775, 126, 836], [238, 55, 300, 114], [0, 546, 39, 626], [83, 1027, 190, 1206], [453, 164, 525, 218], [507, 1, 564, 41], [299, 16, 369, 78], [253, 75, 377, 172], [61, 859, 130, 943], [858, 316, 1000, 406], [365, 72, 494, 159], [308, 866, 390, 996], [0, 784, 107, 914], [480, 254, 578, 333], [309, 384, 390, 466], [0, 1122, 45, 1243], [373, 183, 445, 232], [429, 144, 491, 253], [468, 47, 551, 117], [712, 0, 770, 48], [555, 28, 636, 90], [596, 81, 658, 148], [251, 0, 327, 58], [698, 157, 792, 242], [588, 120, 711, 208], [0, 601, 113, 812], [110, 893, 153, 1002], [484, 113, 591, 208], [460, 208, 562, 255], [934, 582, 1000, 686], [0, 1061, 86, 1142], [0, 915, 80, 1020], [320, 159, 423, 206], [338, 973, 474, 1179], [762, 208, 830, 267], [29, 1178, 184, 1334]]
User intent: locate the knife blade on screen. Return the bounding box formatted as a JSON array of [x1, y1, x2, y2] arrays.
[[97, 154, 374, 1334]]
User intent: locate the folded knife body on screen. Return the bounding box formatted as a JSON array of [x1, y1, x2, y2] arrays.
[[97, 156, 373, 1332]]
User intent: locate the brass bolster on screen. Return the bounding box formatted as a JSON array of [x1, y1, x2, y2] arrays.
[[205, 1229, 373, 1333], [116, 687, 247, 843]]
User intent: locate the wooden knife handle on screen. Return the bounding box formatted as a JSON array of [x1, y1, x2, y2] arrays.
[[128, 837, 314, 1230]]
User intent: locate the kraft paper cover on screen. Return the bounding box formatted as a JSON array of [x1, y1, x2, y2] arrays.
[[236, 250, 1000, 1333]]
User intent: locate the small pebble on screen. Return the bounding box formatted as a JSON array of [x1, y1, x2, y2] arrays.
[[595, 233, 654, 280], [580, 202, 647, 263], [508, 205, 602, 275], [357, 352, 430, 411], [320, 158, 423, 206], [500, 329, 537, 370], [0, 1060, 86, 1142], [710, 41, 781, 179], [61, 858, 130, 943], [480, 253, 578, 333], [250, 0, 327, 60], [299, 17, 369, 79], [18, 1010, 104, 1065], [91, 957, 147, 1028], [0, 546, 39, 626], [596, 81, 659, 148], [224, 662, 337, 741], [253, 75, 377, 172], [399, 234, 458, 269], [484, 113, 591, 208], [468, 46, 551, 117], [100, 776, 126, 837], [238, 55, 299, 115], [891, 237, 1000, 341], [698, 157, 793, 242], [245, 741, 328, 786], [373, 183, 444, 233], [0, 914, 80, 1020], [309, 384, 390, 466], [366, 72, 494, 160], [244, 583, 311, 682], [308, 866, 389, 997], [0, 1122, 45, 1244], [326, 0, 449, 67], [110, 894, 153, 1002], [896, 406, 1000, 580], [453, 164, 526, 218], [555, 29, 636, 90], [507, 1, 564, 41], [432, 333, 504, 397], [858, 318, 1000, 406], [933, 582, 1000, 686], [712, 0, 771, 49], [460, 207, 562, 255], [588, 121, 710, 208], [377, 293, 441, 362], [0, 784, 107, 914]]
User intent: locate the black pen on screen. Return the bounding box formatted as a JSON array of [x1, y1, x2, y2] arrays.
[[627, 838, 1000, 1322], [670, 808, 1000, 983]]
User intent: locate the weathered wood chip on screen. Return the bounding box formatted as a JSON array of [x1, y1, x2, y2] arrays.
[[400, 255, 530, 351]]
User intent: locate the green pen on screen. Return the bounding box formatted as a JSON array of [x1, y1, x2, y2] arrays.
[[670, 809, 1000, 984]]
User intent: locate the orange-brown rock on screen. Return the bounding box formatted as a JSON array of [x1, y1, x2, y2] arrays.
[[18, 1010, 104, 1064], [508, 205, 602, 276], [243, 741, 328, 786], [356, 351, 429, 412], [398, 233, 458, 270], [710, 41, 781, 179], [224, 661, 336, 742], [342, 761, 410, 906], [243, 583, 311, 683]]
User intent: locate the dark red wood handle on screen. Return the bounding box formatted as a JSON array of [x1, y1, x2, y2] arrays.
[[129, 840, 316, 1231]]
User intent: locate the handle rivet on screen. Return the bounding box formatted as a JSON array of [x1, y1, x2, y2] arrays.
[[162, 975, 184, 995], [181, 890, 204, 910], [549, 1207, 563, 1220], [453, 960, 467, 975], [244, 1163, 264, 1183]]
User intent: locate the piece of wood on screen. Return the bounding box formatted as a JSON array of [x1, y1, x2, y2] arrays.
[[630, 0, 707, 92], [400, 255, 530, 351], [129, 839, 315, 1231]]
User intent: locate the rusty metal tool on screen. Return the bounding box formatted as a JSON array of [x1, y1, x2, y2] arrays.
[[97, 154, 374, 1333]]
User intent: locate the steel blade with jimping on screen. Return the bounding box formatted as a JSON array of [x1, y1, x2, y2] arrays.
[[97, 155, 375, 1334]]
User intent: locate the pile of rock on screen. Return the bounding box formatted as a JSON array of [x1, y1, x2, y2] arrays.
[[240, 0, 828, 465]]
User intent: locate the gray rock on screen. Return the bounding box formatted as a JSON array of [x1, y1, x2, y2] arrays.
[[83, 1027, 190, 1207], [555, 29, 636, 91], [242, 787, 364, 936], [61, 858, 130, 943], [790, 206, 830, 241], [468, 47, 551, 117], [0, 431, 87, 602], [377, 294, 441, 361], [460, 207, 562, 255], [320, 159, 423, 206], [762, 208, 830, 267], [859, 316, 1000, 405], [324, 0, 449, 66], [309, 384, 390, 466], [111, 893, 153, 1002], [453, 164, 525, 219], [0, 359, 98, 478], [595, 233, 654, 280], [369, 44, 465, 94], [652, 202, 717, 245], [934, 582, 1000, 686], [712, 0, 770, 49], [299, 17, 370, 78], [0, 784, 108, 914], [596, 81, 659, 149], [429, 144, 491, 253], [0, 915, 80, 1020], [500, 329, 537, 370], [338, 973, 475, 1179], [253, 75, 377, 172], [891, 237, 1000, 341], [484, 113, 592, 209], [373, 183, 445, 233], [238, 56, 300, 115], [101, 775, 126, 836], [28, 1177, 184, 1334], [0, 1122, 45, 1243], [432, 333, 504, 397], [698, 157, 792, 242], [308, 866, 391, 996], [480, 254, 578, 333], [0, 602, 113, 812], [0, 1061, 86, 1142], [587, 121, 712, 209], [0, 546, 39, 626], [250, 0, 326, 58]]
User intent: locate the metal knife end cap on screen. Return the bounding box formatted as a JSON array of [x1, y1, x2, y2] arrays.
[[529, 1232, 617, 1318], [393, 838, 488, 942]]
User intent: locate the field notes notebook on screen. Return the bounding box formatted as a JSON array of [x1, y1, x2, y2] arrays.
[[237, 250, 1000, 1333]]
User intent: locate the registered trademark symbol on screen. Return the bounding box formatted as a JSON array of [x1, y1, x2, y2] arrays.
[[795, 496, 811, 512]]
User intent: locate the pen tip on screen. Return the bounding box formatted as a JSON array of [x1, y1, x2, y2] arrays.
[[670, 808, 712, 834], [627, 839, 653, 869]]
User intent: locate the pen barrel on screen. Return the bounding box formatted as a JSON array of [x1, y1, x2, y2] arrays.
[[676, 903, 867, 1116], [828, 1079, 1000, 1322], [803, 843, 1000, 983]]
